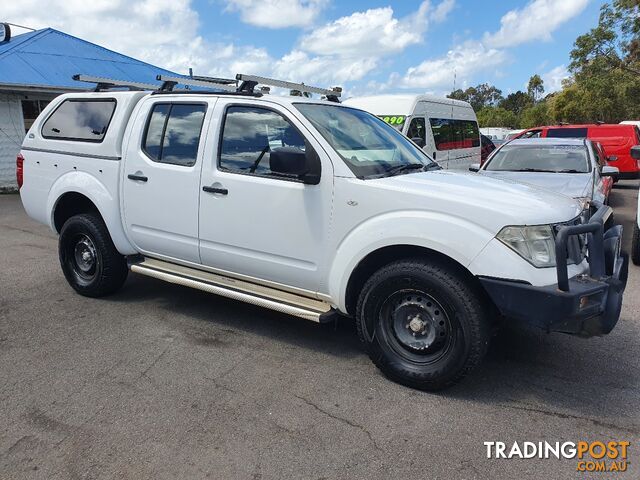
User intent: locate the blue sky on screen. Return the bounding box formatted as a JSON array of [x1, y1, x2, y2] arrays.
[[7, 0, 606, 97]]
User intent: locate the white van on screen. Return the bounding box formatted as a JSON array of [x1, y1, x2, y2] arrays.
[[343, 94, 480, 170]]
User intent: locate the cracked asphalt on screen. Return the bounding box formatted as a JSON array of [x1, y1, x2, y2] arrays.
[[1, 182, 639, 480]]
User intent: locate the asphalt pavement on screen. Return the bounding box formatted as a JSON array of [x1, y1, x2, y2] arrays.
[[0, 182, 639, 479]]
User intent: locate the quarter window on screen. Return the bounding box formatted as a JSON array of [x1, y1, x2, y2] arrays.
[[42, 99, 116, 142], [219, 106, 306, 176], [142, 103, 206, 167], [428, 118, 480, 150], [406, 117, 426, 143]]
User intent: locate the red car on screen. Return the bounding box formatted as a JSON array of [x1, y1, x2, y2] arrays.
[[513, 124, 640, 179]]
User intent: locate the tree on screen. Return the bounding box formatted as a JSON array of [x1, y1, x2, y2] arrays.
[[527, 74, 545, 103], [476, 107, 518, 128], [520, 102, 551, 128], [448, 83, 503, 111], [499, 91, 533, 116]]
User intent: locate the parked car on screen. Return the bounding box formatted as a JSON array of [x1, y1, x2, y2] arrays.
[[470, 138, 618, 224], [514, 123, 640, 180], [18, 74, 628, 391], [480, 134, 496, 162], [631, 146, 640, 265], [343, 94, 480, 170]]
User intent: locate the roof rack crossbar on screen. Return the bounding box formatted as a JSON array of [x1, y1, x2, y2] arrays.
[[156, 74, 238, 92], [235, 74, 342, 98], [73, 74, 158, 92]]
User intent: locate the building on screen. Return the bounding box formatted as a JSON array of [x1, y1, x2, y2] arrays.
[[0, 26, 181, 191]]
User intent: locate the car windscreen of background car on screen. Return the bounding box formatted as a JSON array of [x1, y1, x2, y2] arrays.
[[485, 145, 590, 173], [295, 104, 434, 178]]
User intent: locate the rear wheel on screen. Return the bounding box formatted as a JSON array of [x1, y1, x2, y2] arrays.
[[356, 259, 490, 391], [59, 213, 128, 297], [632, 221, 640, 266]]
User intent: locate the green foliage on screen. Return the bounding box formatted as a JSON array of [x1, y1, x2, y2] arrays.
[[499, 91, 534, 116], [447, 83, 503, 111], [476, 107, 518, 128], [521, 102, 551, 128], [527, 74, 545, 103]]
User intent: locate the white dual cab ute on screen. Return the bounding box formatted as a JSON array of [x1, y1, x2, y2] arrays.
[[19, 73, 628, 390]]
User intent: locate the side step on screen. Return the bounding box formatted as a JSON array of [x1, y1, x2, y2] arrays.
[[130, 258, 333, 322]]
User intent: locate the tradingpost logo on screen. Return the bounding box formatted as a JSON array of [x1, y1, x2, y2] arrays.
[[484, 441, 630, 473]]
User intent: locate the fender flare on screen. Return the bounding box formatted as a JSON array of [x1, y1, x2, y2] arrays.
[[326, 211, 495, 312], [47, 171, 137, 255]]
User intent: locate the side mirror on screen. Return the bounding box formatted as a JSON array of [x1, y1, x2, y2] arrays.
[[270, 146, 321, 185], [607, 155, 618, 162], [469, 163, 480, 172], [411, 137, 426, 148], [601, 165, 619, 179], [631, 146, 640, 160]]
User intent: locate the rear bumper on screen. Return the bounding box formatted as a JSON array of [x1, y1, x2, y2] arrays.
[[479, 206, 628, 337]]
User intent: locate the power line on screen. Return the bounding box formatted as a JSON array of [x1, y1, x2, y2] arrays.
[[6, 22, 36, 32]]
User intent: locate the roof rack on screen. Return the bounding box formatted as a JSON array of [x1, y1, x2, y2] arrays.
[[73, 72, 342, 102], [155, 74, 238, 92], [236, 74, 342, 102], [72, 74, 159, 92]]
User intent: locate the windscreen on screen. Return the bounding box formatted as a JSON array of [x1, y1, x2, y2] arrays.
[[295, 104, 436, 178], [484, 144, 590, 173]]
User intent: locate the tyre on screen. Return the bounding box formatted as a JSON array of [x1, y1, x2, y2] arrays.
[[356, 259, 490, 391], [632, 221, 640, 266], [59, 213, 128, 297]]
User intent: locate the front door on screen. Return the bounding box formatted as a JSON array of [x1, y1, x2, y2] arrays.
[[198, 100, 334, 292], [122, 98, 212, 263]]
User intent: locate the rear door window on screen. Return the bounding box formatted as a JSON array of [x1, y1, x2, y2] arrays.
[[42, 99, 116, 142], [142, 103, 207, 167], [546, 128, 588, 138]]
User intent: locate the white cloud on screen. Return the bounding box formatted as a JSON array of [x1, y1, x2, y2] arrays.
[[399, 42, 508, 89], [541, 64, 571, 93], [299, 2, 431, 56], [431, 0, 455, 23], [224, 0, 327, 29], [483, 0, 589, 48]]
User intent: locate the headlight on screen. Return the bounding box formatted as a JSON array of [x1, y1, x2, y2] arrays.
[[497, 225, 556, 268]]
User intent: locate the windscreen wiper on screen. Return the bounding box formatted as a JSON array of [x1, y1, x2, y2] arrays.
[[555, 169, 582, 173], [513, 168, 557, 173], [385, 163, 428, 176]]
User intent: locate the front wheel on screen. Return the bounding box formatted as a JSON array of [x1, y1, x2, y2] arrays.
[[356, 259, 490, 391], [632, 221, 640, 266], [59, 213, 128, 297]]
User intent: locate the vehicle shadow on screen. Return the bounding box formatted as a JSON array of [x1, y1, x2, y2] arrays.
[[105, 273, 364, 360]]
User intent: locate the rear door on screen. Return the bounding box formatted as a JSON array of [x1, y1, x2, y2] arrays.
[[122, 97, 213, 263]]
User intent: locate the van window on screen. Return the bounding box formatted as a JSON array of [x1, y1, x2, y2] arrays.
[[406, 118, 426, 143], [546, 128, 588, 138], [142, 103, 207, 167], [429, 118, 479, 150], [42, 99, 116, 142]]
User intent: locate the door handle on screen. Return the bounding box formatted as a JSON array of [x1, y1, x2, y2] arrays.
[[128, 173, 148, 182], [203, 185, 228, 195]]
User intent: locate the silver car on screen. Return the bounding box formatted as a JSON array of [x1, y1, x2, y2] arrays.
[[470, 138, 619, 208]]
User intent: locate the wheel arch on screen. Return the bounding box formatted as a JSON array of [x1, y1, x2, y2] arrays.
[[343, 244, 488, 317], [47, 172, 137, 255]]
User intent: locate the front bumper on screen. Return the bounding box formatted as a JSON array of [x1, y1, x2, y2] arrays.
[[479, 205, 628, 337]]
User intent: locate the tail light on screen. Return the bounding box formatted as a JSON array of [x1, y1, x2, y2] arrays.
[[16, 153, 24, 189]]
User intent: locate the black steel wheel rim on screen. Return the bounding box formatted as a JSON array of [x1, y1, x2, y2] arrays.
[[379, 289, 455, 364], [67, 233, 98, 284]]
